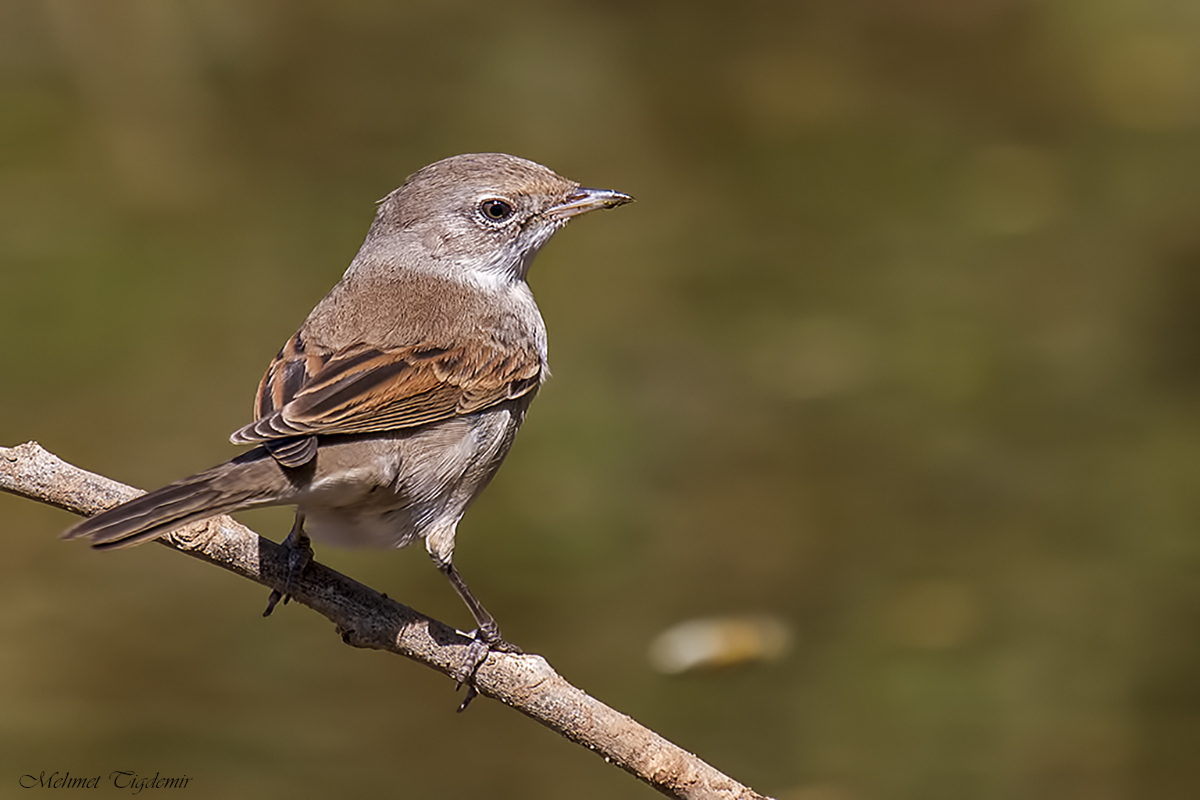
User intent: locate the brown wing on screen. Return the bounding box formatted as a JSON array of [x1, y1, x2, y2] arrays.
[[230, 331, 543, 445], [251, 329, 329, 422]]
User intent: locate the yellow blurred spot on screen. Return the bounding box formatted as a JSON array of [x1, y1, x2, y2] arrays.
[[961, 145, 1066, 235], [648, 615, 794, 675], [1092, 35, 1199, 130], [887, 580, 982, 649]]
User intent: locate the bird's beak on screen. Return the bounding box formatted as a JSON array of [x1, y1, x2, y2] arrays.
[[547, 187, 634, 220]]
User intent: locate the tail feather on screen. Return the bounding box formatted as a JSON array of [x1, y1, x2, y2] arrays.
[[63, 448, 292, 549]]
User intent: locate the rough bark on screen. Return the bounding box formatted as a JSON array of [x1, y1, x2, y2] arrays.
[[1, 441, 772, 800]]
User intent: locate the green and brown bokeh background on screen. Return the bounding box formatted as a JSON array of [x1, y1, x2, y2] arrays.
[[3, 2, 1199, 798]]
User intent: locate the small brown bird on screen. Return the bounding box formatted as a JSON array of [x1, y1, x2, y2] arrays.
[[64, 153, 631, 693]]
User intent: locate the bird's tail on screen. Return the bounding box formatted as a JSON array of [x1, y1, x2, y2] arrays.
[[63, 447, 295, 549]]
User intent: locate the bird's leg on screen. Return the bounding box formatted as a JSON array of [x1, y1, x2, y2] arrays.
[[263, 511, 313, 617], [435, 557, 521, 710]]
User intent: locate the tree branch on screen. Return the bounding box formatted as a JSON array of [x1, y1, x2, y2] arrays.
[[1, 441, 771, 800]]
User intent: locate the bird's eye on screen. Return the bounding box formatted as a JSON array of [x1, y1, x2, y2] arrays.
[[479, 198, 514, 223]]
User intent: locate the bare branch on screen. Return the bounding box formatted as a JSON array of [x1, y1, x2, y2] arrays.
[[1, 441, 772, 800]]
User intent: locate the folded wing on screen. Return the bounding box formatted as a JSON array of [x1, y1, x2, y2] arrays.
[[231, 332, 543, 451]]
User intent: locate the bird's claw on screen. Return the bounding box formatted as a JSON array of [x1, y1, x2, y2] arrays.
[[455, 627, 521, 712], [263, 524, 314, 617]]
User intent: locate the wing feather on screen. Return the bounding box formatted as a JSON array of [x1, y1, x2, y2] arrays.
[[231, 333, 543, 446]]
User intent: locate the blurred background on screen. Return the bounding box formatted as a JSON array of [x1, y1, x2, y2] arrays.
[[2, 1, 1199, 798]]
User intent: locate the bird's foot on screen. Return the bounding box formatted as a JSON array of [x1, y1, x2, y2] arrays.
[[455, 625, 521, 712], [263, 523, 314, 617]]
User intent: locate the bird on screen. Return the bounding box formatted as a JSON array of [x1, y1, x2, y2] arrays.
[[64, 153, 632, 696]]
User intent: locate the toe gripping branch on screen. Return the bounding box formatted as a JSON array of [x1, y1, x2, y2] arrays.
[[260, 516, 519, 711], [263, 512, 313, 617], [439, 559, 522, 711]]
